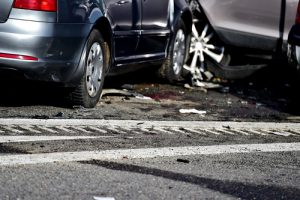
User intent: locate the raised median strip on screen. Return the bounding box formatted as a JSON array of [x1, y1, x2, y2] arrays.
[[0, 119, 299, 137], [0, 143, 299, 166]]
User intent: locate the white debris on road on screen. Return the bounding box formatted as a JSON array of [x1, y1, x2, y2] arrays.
[[179, 109, 207, 115]]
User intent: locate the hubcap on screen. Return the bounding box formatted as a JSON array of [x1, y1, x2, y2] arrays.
[[86, 42, 103, 98], [172, 29, 186, 75]]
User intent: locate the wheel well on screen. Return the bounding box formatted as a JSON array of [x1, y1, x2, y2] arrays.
[[94, 17, 112, 50], [93, 17, 113, 72]]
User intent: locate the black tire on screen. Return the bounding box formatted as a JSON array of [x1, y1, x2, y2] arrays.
[[69, 29, 109, 108], [158, 19, 190, 83]]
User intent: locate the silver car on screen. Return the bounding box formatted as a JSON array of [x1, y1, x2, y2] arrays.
[[186, 0, 299, 85]]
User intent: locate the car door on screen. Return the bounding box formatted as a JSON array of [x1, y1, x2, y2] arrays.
[[137, 0, 170, 58], [104, 0, 141, 63], [199, 0, 282, 51]]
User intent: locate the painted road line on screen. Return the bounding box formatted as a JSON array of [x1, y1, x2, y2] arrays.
[[182, 128, 206, 135], [1, 142, 299, 166], [0, 119, 300, 130], [247, 129, 268, 136], [71, 126, 91, 133], [37, 126, 58, 133], [20, 125, 41, 133], [55, 126, 76, 133], [203, 129, 221, 135], [0, 136, 115, 143], [0, 119, 299, 137], [233, 129, 250, 136], [2, 125, 24, 134], [88, 126, 108, 134]]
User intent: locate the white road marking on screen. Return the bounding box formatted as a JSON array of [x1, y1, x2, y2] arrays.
[[1, 142, 299, 166], [215, 128, 235, 135], [0, 119, 299, 137], [37, 126, 58, 133], [55, 126, 76, 133], [0, 136, 115, 143], [233, 129, 250, 136], [2, 125, 24, 134], [203, 129, 221, 135], [88, 126, 107, 134], [0, 119, 299, 130], [71, 126, 91, 133], [182, 128, 206, 135], [266, 130, 293, 137], [20, 125, 41, 133], [247, 129, 267, 136]]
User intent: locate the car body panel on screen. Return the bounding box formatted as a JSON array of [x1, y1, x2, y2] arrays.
[[199, 0, 282, 51], [137, 0, 170, 58], [104, 0, 141, 62], [0, 0, 192, 85], [198, 0, 298, 51]]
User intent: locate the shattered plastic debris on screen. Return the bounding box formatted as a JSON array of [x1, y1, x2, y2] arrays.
[[220, 86, 230, 93], [256, 102, 265, 108], [101, 89, 152, 100], [93, 197, 115, 200], [135, 95, 152, 100], [179, 109, 207, 115], [240, 100, 248, 105]]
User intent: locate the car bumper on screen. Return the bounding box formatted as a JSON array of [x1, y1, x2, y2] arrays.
[[0, 19, 92, 85], [288, 25, 300, 69]]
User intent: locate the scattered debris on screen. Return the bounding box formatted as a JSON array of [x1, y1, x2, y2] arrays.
[[223, 125, 231, 129], [220, 86, 230, 93], [240, 101, 248, 105], [121, 84, 135, 90], [256, 103, 265, 108], [179, 109, 206, 115], [135, 95, 152, 100], [176, 158, 190, 164], [93, 197, 115, 200], [101, 89, 133, 98], [55, 112, 64, 117], [101, 89, 152, 100], [72, 105, 85, 110], [237, 90, 244, 95]]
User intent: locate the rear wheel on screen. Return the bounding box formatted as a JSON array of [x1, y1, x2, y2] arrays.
[[158, 19, 189, 83], [69, 29, 108, 108]]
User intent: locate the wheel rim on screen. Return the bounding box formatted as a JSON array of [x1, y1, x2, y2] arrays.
[[172, 29, 186, 75], [86, 42, 103, 98], [190, 24, 224, 68]]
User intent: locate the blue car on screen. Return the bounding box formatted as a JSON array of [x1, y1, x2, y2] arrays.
[[0, 0, 192, 107]]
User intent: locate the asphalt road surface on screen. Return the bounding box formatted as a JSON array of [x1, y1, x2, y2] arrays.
[[0, 64, 300, 199]]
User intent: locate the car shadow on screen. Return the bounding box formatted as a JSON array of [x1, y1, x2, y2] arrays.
[[228, 62, 300, 116], [0, 75, 67, 107], [81, 160, 300, 199]]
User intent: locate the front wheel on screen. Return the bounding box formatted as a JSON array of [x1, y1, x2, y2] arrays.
[[69, 29, 109, 108], [158, 19, 189, 83]]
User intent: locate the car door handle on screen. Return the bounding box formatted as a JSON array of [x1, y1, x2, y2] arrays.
[[116, 0, 129, 5]]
